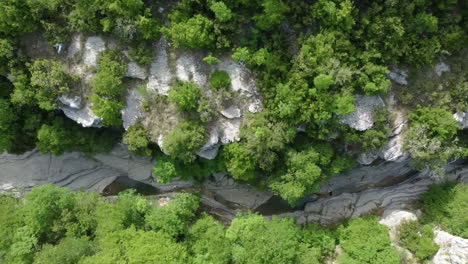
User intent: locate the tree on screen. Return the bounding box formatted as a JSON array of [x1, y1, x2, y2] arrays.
[[152, 156, 178, 184], [210, 1, 233, 22], [36, 119, 75, 155], [123, 124, 151, 156], [168, 81, 201, 111], [90, 95, 124, 126], [163, 121, 206, 163], [210, 70, 231, 90], [187, 214, 231, 264], [0, 0, 36, 36], [164, 15, 215, 49], [145, 193, 200, 237], [254, 0, 290, 30], [33, 237, 96, 264], [338, 216, 400, 264], [93, 51, 128, 97], [223, 142, 257, 181], [226, 214, 312, 264], [28, 59, 78, 111]]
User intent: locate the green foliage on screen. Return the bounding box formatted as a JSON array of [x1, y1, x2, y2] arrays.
[[37, 117, 119, 155], [128, 41, 154, 66], [210, 1, 233, 22], [80, 228, 189, 264], [168, 81, 201, 111], [362, 129, 388, 151], [164, 15, 215, 49], [188, 214, 231, 264], [152, 155, 178, 184], [224, 142, 257, 181], [123, 124, 151, 156], [0, 0, 36, 36], [203, 54, 220, 65], [254, 0, 290, 30], [313, 0, 355, 31], [33, 237, 95, 264], [338, 216, 400, 264], [270, 144, 353, 205], [210, 70, 231, 90], [145, 193, 200, 238], [405, 107, 461, 169], [90, 95, 125, 126], [399, 221, 439, 261], [24, 59, 78, 111], [93, 51, 128, 97], [226, 214, 313, 264], [163, 121, 206, 163], [36, 119, 75, 155], [421, 182, 468, 238]]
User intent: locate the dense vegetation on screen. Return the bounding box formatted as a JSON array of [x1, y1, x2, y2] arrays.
[[0, 184, 415, 264], [0, 0, 466, 204], [2, 182, 464, 263]]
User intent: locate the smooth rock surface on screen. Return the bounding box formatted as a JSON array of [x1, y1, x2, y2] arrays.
[[83, 36, 106, 67], [340, 95, 385, 131], [125, 62, 148, 80]]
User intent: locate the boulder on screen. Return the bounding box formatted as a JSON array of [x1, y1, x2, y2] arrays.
[[453, 112, 468, 129], [59, 96, 103, 127], [387, 69, 409, 86], [433, 229, 468, 264], [340, 95, 385, 131], [435, 62, 450, 77], [147, 38, 172, 95], [125, 62, 148, 80]]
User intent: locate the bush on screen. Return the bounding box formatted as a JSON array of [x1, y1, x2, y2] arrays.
[[399, 221, 439, 261], [163, 121, 206, 163], [93, 51, 127, 98], [421, 182, 468, 238], [128, 41, 154, 66], [28, 59, 78, 111], [164, 15, 215, 49], [226, 214, 313, 264], [34, 237, 96, 264], [210, 70, 231, 90], [90, 95, 124, 126], [123, 124, 151, 156], [338, 216, 400, 264], [168, 81, 201, 111], [187, 214, 231, 264]]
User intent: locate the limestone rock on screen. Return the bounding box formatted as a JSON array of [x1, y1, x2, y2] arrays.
[[357, 151, 379, 165], [60, 99, 103, 128], [388, 69, 409, 86], [125, 62, 148, 80], [435, 62, 450, 77], [453, 112, 468, 129], [433, 229, 468, 264], [67, 33, 82, 59], [221, 105, 241, 119], [121, 88, 145, 130], [83, 36, 106, 67], [59, 95, 81, 109], [147, 38, 172, 95], [175, 50, 208, 87], [197, 126, 220, 160], [340, 95, 385, 131]]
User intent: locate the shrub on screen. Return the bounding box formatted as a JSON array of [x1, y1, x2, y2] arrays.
[[210, 70, 231, 90], [399, 221, 439, 261], [164, 15, 215, 49], [421, 182, 468, 238], [123, 124, 151, 156], [162, 121, 206, 163], [90, 95, 124, 126], [203, 54, 220, 65], [128, 41, 154, 66], [93, 51, 128, 97], [168, 81, 201, 111], [338, 216, 400, 264]]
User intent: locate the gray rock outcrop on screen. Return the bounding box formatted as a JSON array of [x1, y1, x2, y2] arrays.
[[387, 69, 409, 86], [340, 95, 385, 131], [433, 229, 468, 264], [454, 112, 468, 129]]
